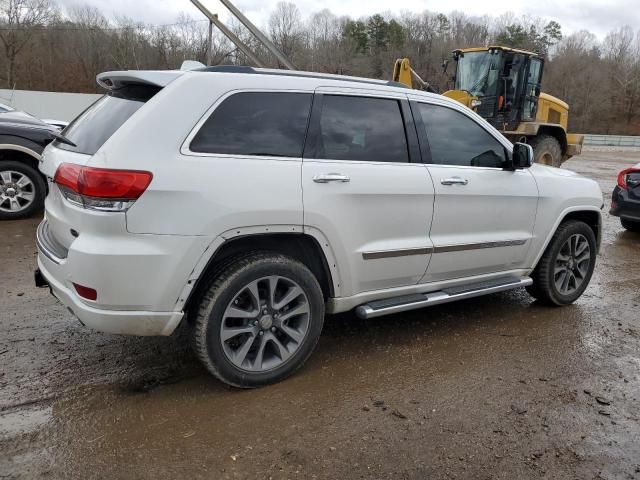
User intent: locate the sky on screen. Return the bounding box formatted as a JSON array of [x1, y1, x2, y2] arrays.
[[55, 0, 640, 39]]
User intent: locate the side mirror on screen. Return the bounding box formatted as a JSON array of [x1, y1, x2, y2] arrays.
[[512, 142, 534, 169]]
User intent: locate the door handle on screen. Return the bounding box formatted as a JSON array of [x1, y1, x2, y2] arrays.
[[440, 177, 469, 186], [313, 173, 350, 183]]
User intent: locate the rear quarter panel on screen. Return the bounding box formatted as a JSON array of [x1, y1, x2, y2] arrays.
[[91, 73, 308, 237]]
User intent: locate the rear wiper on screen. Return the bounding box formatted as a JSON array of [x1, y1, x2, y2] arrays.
[[51, 132, 77, 147]]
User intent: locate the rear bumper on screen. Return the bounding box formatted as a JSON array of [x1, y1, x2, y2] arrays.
[[37, 256, 183, 336], [34, 216, 202, 337], [610, 186, 640, 221]]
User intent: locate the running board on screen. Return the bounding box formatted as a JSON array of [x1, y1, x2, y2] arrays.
[[355, 276, 533, 319]]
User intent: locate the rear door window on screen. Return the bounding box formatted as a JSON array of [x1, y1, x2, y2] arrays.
[[189, 92, 312, 157], [57, 84, 160, 155], [416, 103, 507, 168], [310, 95, 409, 163]]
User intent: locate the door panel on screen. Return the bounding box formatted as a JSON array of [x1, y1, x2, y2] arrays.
[[423, 165, 538, 281], [410, 99, 539, 282], [304, 160, 434, 294], [302, 92, 434, 296]]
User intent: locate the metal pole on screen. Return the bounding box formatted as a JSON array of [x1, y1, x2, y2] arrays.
[[216, 0, 296, 70], [190, 0, 265, 68], [207, 20, 213, 66], [210, 14, 265, 67]]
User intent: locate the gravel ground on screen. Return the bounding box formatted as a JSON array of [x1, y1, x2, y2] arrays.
[[1, 148, 639, 479]]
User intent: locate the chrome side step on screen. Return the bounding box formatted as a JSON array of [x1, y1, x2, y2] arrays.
[[355, 276, 533, 319]]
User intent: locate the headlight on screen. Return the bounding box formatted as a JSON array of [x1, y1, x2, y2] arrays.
[[471, 99, 482, 108]]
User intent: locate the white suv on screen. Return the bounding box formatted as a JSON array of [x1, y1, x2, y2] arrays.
[[35, 66, 603, 387]]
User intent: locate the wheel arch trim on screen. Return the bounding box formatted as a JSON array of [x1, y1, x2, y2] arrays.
[[531, 206, 602, 269], [173, 225, 343, 315], [0, 143, 42, 161]]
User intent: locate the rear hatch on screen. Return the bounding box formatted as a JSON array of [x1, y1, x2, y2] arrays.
[[39, 79, 167, 251], [40, 83, 161, 178]]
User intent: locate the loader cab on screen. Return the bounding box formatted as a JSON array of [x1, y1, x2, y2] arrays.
[[447, 47, 544, 131]]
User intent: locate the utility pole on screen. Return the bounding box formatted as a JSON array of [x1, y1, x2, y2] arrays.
[[190, 0, 265, 68], [189, 0, 295, 70], [216, 0, 296, 70], [207, 20, 213, 65]]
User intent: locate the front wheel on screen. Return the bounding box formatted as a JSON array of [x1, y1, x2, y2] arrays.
[[0, 161, 46, 220], [192, 252, 325, 388], [526, 220, 597, 306]]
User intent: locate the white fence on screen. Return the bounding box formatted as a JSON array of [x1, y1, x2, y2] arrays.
[[583, 134, 640, 147], [0, 88, 100, 122]]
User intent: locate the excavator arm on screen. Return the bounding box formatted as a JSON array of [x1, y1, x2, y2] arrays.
[[392, 58, 437, 93]]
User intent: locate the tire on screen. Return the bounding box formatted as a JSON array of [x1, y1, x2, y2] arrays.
[[621, 218, 640, 232], [530, 134, 562, 167], [526, 220, 597, 306], [192, 252, 325, 388], [0, 160, 46, 220]]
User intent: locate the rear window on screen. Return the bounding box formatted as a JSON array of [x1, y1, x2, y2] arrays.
[[312, 95, 409, 163], [56, 84, 160, 155], [189, 92, 312, 157]]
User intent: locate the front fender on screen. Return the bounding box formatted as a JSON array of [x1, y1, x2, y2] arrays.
[[527, 164, 603, 269]]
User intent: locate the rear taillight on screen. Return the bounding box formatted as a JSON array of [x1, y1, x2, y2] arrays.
[[53, 163, 152, 212], [617, 168, 640, 190]]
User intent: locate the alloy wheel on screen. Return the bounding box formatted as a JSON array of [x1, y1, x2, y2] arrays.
[[220, 275, 310, 372], [0, 170, 35, 213], [554, 233, 591, 295]]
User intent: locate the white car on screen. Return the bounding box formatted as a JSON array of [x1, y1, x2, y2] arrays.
[[35, 66, 603, 387]]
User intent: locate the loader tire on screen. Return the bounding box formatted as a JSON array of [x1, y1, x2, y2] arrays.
[[530, 135, 562, 167]]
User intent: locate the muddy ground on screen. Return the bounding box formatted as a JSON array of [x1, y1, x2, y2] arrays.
[[1, 148, 639, 479]]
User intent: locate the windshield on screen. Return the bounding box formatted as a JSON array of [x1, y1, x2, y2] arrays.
[[56, 84, 160, 155], [455, 51, 500, 97]]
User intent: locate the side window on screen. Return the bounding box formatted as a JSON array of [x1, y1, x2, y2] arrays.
[[417, 103, 507, 168], [523, 58, 543, 120], [313, 95, 409, 163], [190, 92, 312, 157]]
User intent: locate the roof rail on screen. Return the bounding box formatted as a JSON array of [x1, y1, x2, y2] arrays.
[[195, 65, 410, 89]]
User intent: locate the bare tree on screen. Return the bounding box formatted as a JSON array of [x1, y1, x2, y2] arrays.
[[268, 2, 303, 64], [0, 0, 54, 87]]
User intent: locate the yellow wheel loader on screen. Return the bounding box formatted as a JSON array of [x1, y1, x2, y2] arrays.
[[393, 47, 583, 167]]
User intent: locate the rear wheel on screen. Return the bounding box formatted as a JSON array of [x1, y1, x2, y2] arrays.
[[530, 134, 562, 167], [527, 220, 596, 306], [621, 218, 640, 232], [192, 252, 325, 388], [0, 161, 45, 220]]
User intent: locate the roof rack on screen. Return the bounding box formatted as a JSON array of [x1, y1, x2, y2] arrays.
[[195, 65, 410, 89]]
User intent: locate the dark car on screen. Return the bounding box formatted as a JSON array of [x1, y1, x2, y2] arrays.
[[610, 163, 640, 232], [0, 109, 61, 219]]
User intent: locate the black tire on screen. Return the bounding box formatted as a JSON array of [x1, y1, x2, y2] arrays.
[[192, 252, 325, 388], [526, 220, 597, 306], [0, 160, 46, 220], [530, 134, 562, 167], [621, 218, 640, 232]]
